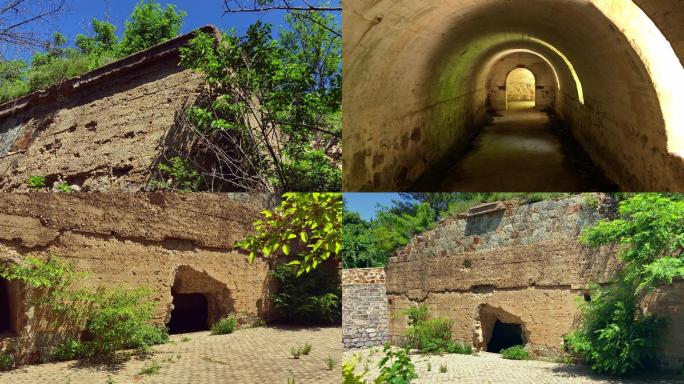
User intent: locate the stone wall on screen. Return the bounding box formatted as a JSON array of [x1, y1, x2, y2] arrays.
[[342, 268, 389, 350], [0, 193, 277, 363], [385, 195, 684, 370], [0, 26, 220, 192]]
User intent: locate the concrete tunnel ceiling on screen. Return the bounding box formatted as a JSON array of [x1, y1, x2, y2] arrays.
[[343, 0, 684, 191]]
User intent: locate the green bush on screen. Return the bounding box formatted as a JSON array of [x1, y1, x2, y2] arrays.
[[0, 351, 13, 371], [117, 0, 186, 57], [279, 149, 341, 192], [210, 314, 237, 335], [270, 263, 341, 325], [376, 344, 416, 384], [402, 305, 429, 327], [27, 175, 46, 189], [401, 307, 472, 355], [500, 345, 529, 360], [342, 355, 368, 384], [155, 156, 203, 191], [52, 338, 84, 362]]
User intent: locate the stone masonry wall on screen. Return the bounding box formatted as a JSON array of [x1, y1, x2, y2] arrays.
[[0, 193, 277, 363], [0, 26, 220, 192], [386, 195, 684, 369], [342, 268, 389, 350]]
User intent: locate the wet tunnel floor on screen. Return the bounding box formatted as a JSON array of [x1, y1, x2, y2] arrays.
[[428, 107, 616, 192]]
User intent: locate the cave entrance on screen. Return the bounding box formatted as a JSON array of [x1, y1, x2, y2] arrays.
[[0, 278, 11, 334], [168, 291, 209, 334], [477, 304, 526, 353], [506, 67, 536, 110], [487, 320, 523, 353]]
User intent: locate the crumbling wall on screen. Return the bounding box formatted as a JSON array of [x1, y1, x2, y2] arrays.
[[342, 268, 389, 350], [0, 26, 220, 192], [386, 195, 684, 369], [0, 193, 277, 363]]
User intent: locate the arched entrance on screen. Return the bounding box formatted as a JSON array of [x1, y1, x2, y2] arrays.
[[0, 278, 11, 334], [168, 291, 209, 334], [476, 304, 527, 353], [506, 67, 536, 110]]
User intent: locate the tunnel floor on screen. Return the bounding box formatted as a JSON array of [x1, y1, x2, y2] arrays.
[[432, 108, 614, 192]]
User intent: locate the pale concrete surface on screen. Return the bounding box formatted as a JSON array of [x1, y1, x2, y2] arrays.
[[344, 349, 684, 384], [0, 327, 342, 384], [438, 108, 585, 191]]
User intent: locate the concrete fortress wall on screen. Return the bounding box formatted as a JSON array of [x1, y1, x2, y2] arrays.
[[0, 193, 277, 363], [342, 268, 389, 350], [0, 26, 221, 192], [385, 195, 684, 370]]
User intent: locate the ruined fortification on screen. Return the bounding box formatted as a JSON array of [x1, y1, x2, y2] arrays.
[[0, 26, 220, 192], [344, 195, 684, 371], [0, 193, 277, 363]]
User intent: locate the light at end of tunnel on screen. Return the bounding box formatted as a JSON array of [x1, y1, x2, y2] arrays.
[[527, 37, 584, 105]]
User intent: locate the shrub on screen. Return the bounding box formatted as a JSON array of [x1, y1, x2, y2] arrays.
[[342, 355, 368, 384], [52, 338, 84, 361], [376, 344, 416, 384], [0, 352, 13, 371], [155, 157, 203, 191], [301, 342, 312, 355], [210, 314, 237, 335], [402, 305, 429, 327], [269, 263, 341, 325], [501, 345, 529, 360], [290, 346, 302, 359], [401, 306, 473, 355], [279, 149, 341, 192], [439, 364, 448, 373], [27, 175, 46, 189]]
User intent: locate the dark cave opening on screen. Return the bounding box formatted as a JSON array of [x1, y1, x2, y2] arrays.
[[0, 279, 11, 333], [487, 320, 523, 353], [167, 291, 209, 334]]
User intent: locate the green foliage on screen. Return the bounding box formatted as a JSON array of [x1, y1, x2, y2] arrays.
[[401, 305, 472, 355], [139, 360, 162, 375], [27, 175, 46, 189], [0, 351, 13, 371], [210, 314, 238, 335], [376, 344, 417, 384], [237, 193, 342, 276], [302, 342, 313, 355], [290, 346, 302, 359], [0, 1, 185, 104], [325, 355, 336, 370], [52, 338, 84, 362], [178, 12, 340, 192], [269, 263, 341, 324], [56, 182, 72, 193], [439, 364, 447, 373], [564, 193, 683, 376], [118, 0, 186, 57], [342, 355, 368, 384], [155, 157, 203, 191], [500, 345, 529, 360]]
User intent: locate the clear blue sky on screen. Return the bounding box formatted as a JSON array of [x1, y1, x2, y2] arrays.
[[344, 193, 401, 221], [8, 0, 296, 60]]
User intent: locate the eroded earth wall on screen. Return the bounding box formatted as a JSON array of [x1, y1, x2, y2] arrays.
[[386, 195, 684, 370], [0, 27, 218, 192], [342, 268, 389, 350], [0, 193, 276, 363]]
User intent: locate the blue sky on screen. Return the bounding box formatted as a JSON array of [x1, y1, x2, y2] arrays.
[[344, 193, 401, 221], [7, 0, 295, 60]]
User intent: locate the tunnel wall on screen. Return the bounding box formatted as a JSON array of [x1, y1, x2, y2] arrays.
[[486, 52, 556, 110], [343, 0, 684, 191], [385, 195, 684, 370], [0, 193, 276, 363], [0, 27, 219, 192]]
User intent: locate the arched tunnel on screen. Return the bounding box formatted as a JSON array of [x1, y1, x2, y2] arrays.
[[343, 0, 684, 191]]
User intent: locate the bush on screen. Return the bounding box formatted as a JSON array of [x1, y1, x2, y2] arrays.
[[0, 351, 13, 371], [401, 307, 472, 355], [128, 324, 169, 350], [52, 338, 83, 362], [155, 156, 203, 191], [402, 305, 429, 327], [501, 345, 529, 360], [270, 263, 341, 325], [279, 149, 341, 192], [342, 355, 368, 384], [210, 314, 237, 335], [376, 344, 416, 384]]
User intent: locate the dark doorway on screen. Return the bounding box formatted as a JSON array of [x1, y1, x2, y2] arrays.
[[0, 278, 11, 333], [167, 291, 209, 334], [487, 320, 523, 353]]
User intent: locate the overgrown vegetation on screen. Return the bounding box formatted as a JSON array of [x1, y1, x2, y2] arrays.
[[210, 314, 237, 335], [500, 345, 529, 360], [0, 0, 186, 104], [401, 305, 472, 355], [0, 351, 13, 371], [344, 193, 570, 269], [0, 255, 168, 362], [376, 344, 417, 384], [564, 194, 684, 376], [175, 11, 341, 192]]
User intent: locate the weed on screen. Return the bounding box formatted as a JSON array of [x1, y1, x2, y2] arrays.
[[501, 345, 529, 360], [181, 337, 191, 342], [56, 182, 72, 193], [325, 355, 336, 370], [287, 378, 296, 384], [290, 347, 302, 359], [106, 376, 115, 384], [301, 342, 312, 355], [210, 314, 237, 335], [439, 364, 447, 373], [0, 351, 13, 371], [27, 175, 46, 189], [427, 361, 432, 372], [138, 361, 161, 375]]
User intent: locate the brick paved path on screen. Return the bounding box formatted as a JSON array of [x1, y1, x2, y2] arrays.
[[344, 348, 684, 384], [0, 326, 341, 384]]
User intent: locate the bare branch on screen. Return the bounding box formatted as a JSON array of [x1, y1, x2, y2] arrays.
[[0, 0, 66, 53], [222, 0, 341, 13]]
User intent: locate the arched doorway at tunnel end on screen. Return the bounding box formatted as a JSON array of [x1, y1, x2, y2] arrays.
[[506, 67, 536, 110], [474, 304, 528, 353]]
